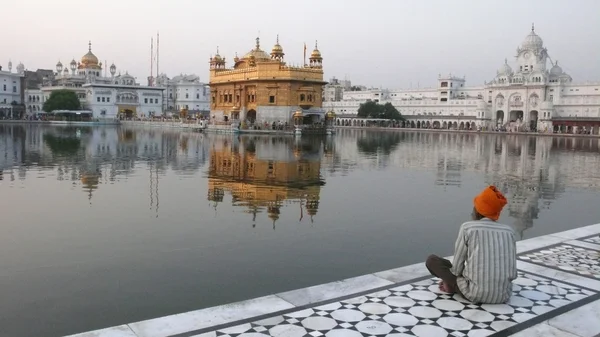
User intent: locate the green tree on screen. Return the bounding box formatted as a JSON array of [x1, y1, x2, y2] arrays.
[[43, 90, 81, 112], [357, 101, 404, 121]]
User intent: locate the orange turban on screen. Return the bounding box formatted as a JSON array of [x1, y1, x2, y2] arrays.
[[473, 185, 507, 221]]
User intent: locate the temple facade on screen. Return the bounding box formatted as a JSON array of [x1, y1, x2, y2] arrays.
[[329, 26, 600, 134], [208, 37, 327, 126]]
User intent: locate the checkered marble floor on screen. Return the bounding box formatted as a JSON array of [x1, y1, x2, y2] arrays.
[[518, 244, 600, 279], [200, 272, 596, 337], [582, 235, 600, 245]]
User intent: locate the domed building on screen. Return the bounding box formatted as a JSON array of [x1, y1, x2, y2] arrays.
[[33, 41, 164, 120], [0, 60, 25, 119], [330, 24, 600, 135], [209, 37, 327, 130]]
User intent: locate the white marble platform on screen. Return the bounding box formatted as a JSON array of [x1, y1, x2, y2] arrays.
[[65, 223, 600, 337]]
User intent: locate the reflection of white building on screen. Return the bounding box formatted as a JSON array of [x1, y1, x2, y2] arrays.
[[156, 74, 210, 114], [328, 26, 600, 134], [0, 61, 24, 117], [24, 42, 164, 119]]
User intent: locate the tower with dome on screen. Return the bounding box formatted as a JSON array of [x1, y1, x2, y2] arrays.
[[329, 25, 600, 135], [23, 41, 165, 120], [208, 36, 327, 128]]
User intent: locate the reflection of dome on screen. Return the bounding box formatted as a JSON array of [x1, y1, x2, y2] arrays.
[[521, 25, 543, 50], [497, 59, 513, 76], [81, 41, 99, 65]]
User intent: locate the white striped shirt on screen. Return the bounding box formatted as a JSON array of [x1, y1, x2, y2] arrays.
[[451, 218, 517, 304]]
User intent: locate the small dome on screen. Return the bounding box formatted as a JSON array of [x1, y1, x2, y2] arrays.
[[81, 41, 99, 65], [70, 59, 77, 66], [550, 62, 563, 76], [233, 53, 240, 63], [497, 58, 513, 76], [521, 25, 543, 50], [56, 61, 63, 67], [110, 63, 116, 70], [271, 35, 284, 58]]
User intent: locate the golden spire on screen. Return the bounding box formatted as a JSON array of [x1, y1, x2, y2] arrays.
[[255, 37, 260, 50], [88, 40, 92, 52]]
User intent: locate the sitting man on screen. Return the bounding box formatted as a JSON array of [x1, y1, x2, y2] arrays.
[[426, 185, 517, 304]]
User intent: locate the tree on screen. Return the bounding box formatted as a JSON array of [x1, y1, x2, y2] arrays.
[[357, 101, 405, 121], [43, 90, 81, 112]]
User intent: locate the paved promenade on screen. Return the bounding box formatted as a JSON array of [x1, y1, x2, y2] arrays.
[[68, 224, 600, 337]]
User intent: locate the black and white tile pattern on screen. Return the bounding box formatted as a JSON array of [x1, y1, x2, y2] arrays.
[[204, 272, 595, 337], [518, 244, 600, 279]]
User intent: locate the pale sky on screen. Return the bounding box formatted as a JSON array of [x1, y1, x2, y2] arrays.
[[3, 0, 600, 89]]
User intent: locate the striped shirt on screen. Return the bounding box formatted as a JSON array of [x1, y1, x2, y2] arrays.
[[451, 218, 517, 304]]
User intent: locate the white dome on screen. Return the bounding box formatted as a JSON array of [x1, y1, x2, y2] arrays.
[[497, 59, 513, 76], [521, 26, 543, 50], [550, 62, 563, 76]]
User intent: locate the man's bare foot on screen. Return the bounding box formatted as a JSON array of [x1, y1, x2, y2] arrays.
[[438, 281, 453, 293]]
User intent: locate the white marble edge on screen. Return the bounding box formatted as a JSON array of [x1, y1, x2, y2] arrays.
[[127, 295, 294, 337], [64, 325, 138, 337], [67, 223, 600, 337], [517, 260, 600, 291], [565, 239, 600, 252], [549, 223, 600, 240]]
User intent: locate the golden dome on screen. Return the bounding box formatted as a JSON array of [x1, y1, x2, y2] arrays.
[[213, 46, 223, 62], [243, 37, 270, 60], [293, 110, 303, 118], [81, 41, 99, 65], [326, 110, 336, 119], [271, 35, 284, 57], [310, 41, 322, 59]]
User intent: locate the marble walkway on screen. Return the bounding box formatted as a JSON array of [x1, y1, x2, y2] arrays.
[[67, 224, 600, 337]]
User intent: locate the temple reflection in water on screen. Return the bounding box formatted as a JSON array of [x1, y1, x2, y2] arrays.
[[335, 129, 600, 237], [1, 124, 600, 235], [207, 136, 327, 227]]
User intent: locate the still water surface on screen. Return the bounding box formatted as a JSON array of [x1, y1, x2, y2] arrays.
[[1, 124, 600, 336]]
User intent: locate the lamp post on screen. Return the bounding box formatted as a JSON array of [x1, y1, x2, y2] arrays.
[[325, 110, 336, 135], [293, 110, 303, 136]]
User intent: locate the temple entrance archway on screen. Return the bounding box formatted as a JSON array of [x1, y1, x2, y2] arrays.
[[465, 122, 471, 130], [459, 122, 465, 130], [416, 121, 421, 128], [442, 121, 448, 129], [452, 121, 458, 129], [509, 110, 523, 122], [529, 110, 538, 131], [432, 121, 441, 129], [246, 109, 257, 124], [496, 111, 504, 125]]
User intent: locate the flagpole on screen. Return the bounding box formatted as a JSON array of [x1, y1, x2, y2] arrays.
[[303, 42, 306, 67]]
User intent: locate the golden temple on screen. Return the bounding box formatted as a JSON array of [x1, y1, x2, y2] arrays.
[[208, 37, 327, 125]]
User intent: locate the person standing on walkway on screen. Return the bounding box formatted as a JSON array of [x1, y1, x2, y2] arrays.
[[425, 185, 517, 304]]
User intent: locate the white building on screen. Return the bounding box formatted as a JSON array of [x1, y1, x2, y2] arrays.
[[25, 42, 164, 119], [0, 61, 24, 118], [156, 74, 210, 115], [329, 26, 600, 134]]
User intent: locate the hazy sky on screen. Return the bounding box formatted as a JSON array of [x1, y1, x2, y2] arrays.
[[3, 0, 600, 89]]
